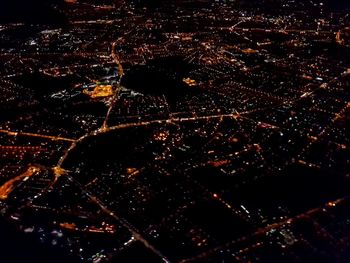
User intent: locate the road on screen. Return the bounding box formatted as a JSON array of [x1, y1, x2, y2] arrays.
[[64, 174, 171, 263], [102, 36, 127, 129], [0, 129, 76, 143]]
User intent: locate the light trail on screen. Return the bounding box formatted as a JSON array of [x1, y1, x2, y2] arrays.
[[0, 129, 76, 143]]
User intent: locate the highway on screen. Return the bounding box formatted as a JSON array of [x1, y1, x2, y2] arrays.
[[57, 111, 242, 167], [65, 172, 170, 263], [0, 129, 76, 143], [0, 166, 40, 200], [102, 38, 125, 129]]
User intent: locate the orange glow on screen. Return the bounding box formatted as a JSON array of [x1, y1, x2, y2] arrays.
[[208, 159, 230, 167], [83, 84, 114, 99], [183, 77, 197, 87], [60, 222, 77, 230], [0, 166, 40, 200], [242, 48, 258, 54]]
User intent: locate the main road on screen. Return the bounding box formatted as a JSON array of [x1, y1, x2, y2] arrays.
[[102, 35, 128, 129]]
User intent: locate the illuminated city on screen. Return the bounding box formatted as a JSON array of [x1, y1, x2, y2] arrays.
[[1, 0, 350, 262]]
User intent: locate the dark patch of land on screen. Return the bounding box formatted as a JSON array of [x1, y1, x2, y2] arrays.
[[0, 0, 66, 24]]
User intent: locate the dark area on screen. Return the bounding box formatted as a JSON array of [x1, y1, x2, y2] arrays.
[[111, 241, 163, 263], [0, 0, 66, 24], [0, 217, 78, 263], [122, 56, 199, 106]]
